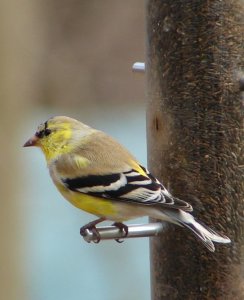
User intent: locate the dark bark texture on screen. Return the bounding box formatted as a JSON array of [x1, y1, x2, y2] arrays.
[[147, 1, 243, 299]]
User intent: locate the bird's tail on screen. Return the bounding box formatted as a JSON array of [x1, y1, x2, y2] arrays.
[[154, 209, 231, 252]]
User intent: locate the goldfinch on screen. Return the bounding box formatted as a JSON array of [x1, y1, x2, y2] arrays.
[[24, 116, 230, 251]]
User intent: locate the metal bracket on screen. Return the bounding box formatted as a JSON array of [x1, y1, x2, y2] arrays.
[[81, 222, 164, 243], [132, 62, 145, 73]]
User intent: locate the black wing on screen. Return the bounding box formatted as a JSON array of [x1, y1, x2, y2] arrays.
[[61, 166, 192, 212]]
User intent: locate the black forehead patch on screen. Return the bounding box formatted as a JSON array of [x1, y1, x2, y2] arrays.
[[35, 121, 51, 138]]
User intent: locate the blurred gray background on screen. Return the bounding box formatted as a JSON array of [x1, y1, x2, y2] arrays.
[[0, 1, 150, 300]]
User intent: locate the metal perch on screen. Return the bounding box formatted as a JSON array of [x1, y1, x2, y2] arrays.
[[132, 62, 145, 73], [81, 222, 164, 243]]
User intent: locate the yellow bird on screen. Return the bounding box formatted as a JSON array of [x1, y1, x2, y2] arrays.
[[24, 116, 230, 251]]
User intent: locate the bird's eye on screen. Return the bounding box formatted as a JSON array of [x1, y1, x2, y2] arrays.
[[35, 128, 51, 138], [44, 128, 51, 136]]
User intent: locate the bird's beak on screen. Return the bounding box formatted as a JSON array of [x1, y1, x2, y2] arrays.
[[23, 135, 39, 147]]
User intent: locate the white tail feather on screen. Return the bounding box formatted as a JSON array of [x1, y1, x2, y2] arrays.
[[150, 208, 231, 252]]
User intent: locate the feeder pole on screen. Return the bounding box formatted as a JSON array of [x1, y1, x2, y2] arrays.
[[146, 1, 244, 299]]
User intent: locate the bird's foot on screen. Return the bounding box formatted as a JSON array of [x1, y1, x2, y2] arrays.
[[80, 217, 105, 243], [112, 222, 129, 243]]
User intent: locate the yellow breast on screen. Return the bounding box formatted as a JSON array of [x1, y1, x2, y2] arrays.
[[57, 183, 117, 217]]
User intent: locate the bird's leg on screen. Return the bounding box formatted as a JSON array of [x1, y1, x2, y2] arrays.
[[80, 217, 106, 243], [112, 222, 129, 243]]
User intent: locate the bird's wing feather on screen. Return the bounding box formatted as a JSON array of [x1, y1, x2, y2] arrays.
[[60, 167, 192, 211], [53, 131, 192, 211]]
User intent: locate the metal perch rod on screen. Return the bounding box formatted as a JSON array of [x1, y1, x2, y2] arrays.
[[81, 222, 164, 243], [132, 62, 145, 73]]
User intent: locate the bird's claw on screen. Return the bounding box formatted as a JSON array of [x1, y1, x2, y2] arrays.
[[112, 222, 128, 243], [115, 238, 124, 243], [80, 220, 128, 244], [80, 217, 105, 243], [80, 224, 101, 243]]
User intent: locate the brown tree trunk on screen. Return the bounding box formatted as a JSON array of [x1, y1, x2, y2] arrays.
[[146, 1, 244, 299]]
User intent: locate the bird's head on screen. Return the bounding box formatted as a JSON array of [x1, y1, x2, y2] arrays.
[[23, 116, 92, 161]]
